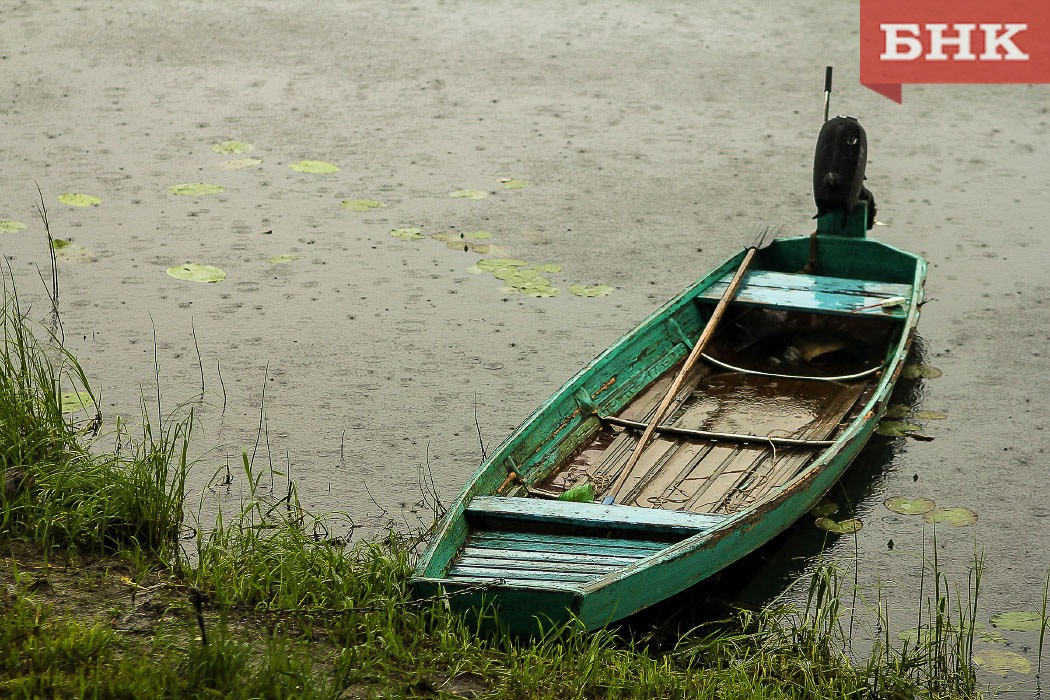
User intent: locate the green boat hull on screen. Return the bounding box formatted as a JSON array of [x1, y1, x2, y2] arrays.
[[412, 210, 926, 635]]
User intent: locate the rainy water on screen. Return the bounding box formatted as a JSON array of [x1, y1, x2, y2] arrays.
[[2, 0, 1049, 693]]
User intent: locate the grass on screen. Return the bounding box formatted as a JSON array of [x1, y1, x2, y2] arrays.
[[0, 277, 987, 699]]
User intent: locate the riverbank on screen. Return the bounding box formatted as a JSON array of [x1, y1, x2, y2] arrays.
[[0, 284, 983, 699]]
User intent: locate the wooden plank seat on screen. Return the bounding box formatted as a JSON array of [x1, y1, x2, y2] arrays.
[[446, 497, 728, 586], [465, 496, 728, 535], [698, 269, 913, 318]]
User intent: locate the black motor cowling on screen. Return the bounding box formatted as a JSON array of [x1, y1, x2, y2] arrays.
[[813, 116, 875, 228]]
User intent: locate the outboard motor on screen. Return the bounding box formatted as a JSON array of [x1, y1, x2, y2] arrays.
[[813, 115, 876, 229]]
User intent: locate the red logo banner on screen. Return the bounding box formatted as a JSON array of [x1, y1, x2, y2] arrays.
[[860, 0, 1050, 102]]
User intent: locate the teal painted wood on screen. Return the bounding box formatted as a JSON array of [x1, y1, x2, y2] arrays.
[[698, 270, 913, 318], [469, 531, 666, 556], [410, 225, 928, 635], [466, 496, 728, 534], [458, 548, 643, 568]]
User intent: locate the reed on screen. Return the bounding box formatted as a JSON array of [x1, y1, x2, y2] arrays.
[[0, 278, 189, 559]]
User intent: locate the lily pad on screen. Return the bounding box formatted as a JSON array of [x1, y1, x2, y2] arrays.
[[58, 193, 101, 207], [913, 410, 947, 420], [51, 240, 95, 263], [290, 160, 339, 174], [569, 284, 615, 298], [972, 649, 1032, 675], [267, 254, 302, 264], [990, 611, 1045, 632], [390, 227, 424, 240], [220, 158, 263, 170], [522, 286, 560, 298], [530, 263, 563, 273], [341, 199, 385, 212], [810, 499, 838, 517], [902, 363, 943, 379], [472, 258, 527, 274], [500, 178, 529, 189], [60, 391, 94, 414], [884, 496, 936, 515], [922, 507, 977, 527], [501, 283, 560, 298], [165, 263, 226, 283], [814, 517, 863, 534], [169, 183, 226, 196], [449, 189, 490, 200], [0, 220, 27, 233], [884, 404, 911, 419], [876, 420, 921, 437], [212, 140, 254, 154]]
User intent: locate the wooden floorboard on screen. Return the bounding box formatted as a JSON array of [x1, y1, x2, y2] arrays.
[[537, 362, 868, 515]]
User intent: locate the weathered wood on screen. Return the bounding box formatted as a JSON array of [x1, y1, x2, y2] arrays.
[[605, 246, 759, 501], [699, 269, 913, 317], [466, 496, 728, 533], [602, 416, 836, 447]]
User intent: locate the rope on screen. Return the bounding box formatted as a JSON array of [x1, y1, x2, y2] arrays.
[[700, 352, 882, 382]]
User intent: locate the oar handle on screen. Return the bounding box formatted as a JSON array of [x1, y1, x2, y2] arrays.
[[603, 246, 758, 503]]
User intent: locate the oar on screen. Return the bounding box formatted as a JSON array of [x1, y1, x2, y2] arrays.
[[601, 246, 759, 505]]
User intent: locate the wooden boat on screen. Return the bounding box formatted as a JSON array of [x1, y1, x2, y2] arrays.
[[411, 77, 926, 635]]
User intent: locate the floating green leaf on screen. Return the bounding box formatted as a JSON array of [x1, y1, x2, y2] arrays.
[[814, 517, 863, 534], [51, 240, 95, 263], [290, 160, 339, 174], [0, 220, 27, 233], [972, 649, 1032, 675], [341, 199, 385, 212], [569, 284, 615, 298], [58, 193, 101, 207], [500, 178, 529, 189], [922, 507, 977, 527], [60, 391, 94, 414], [268, 254, 302, 264], [212, 140, 254, 154], [914, 410, 947, 420], [473, 258, 527, 273], [220, 158, 263, 170], [494, 267, 538, 282], [169, 183, 226, 196], [523, 286, 560, 298], [884, 496, 936, 515], [501, 283, 560, 298], [165, 263, 226, 283], [902, 363, 943, 379], [390, 227, 424, 240], [884, 404, 911, 419], [876, 420, 921, 437], [810, 499, 838, 517], [990, 611, 1045, 632], [449, 189, 489, 200], [530, 263, 562, 273]]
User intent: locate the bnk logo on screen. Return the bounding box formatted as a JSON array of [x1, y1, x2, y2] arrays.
[[860, 0, 1050, 102]]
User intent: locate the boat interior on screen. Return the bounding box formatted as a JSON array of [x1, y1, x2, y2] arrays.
[[430, 256, 919, 591], [533, 304, 901, 514]]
